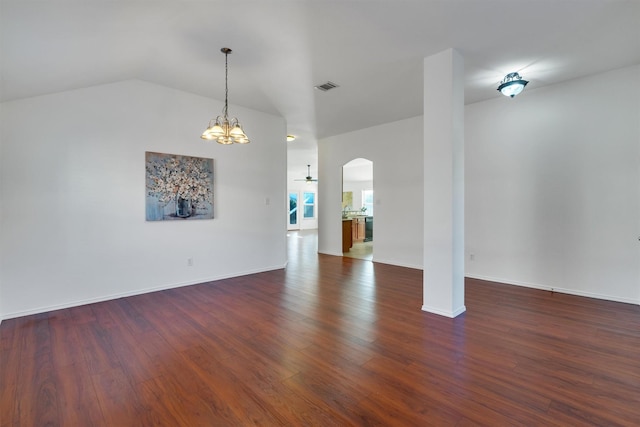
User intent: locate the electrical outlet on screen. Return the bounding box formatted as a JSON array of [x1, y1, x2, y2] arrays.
[[187, 258, 193, 267], [469, 253, 475, 261]]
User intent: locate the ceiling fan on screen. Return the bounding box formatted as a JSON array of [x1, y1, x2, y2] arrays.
[[295, 165, 318, 183]]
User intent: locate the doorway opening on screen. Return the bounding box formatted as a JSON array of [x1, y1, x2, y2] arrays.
[[342, 158, 373, 260], [288, 190, 316, 231]]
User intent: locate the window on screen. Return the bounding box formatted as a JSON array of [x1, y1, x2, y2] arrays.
[[303, 192, 315, 219], [289, 193, 298, 225], [362, 190, 374, 216]]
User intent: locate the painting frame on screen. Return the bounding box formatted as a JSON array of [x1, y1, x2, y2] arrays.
[[145, 151, 214, 221]]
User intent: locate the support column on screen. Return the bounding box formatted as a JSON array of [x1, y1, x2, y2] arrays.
[[422, 49, 465, 318]]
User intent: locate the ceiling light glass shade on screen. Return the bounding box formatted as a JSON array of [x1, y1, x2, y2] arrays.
[[229, 123, 245, 137], [210, 124, 225, 137], [201, 48, 250, 144], [498, 72, 529, 98], [499, 81, 526, 97], [201, 120, 224, 140], [201, 116, 250, 144]]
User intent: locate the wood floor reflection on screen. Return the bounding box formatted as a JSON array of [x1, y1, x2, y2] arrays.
[[1, 229, 639, 425]]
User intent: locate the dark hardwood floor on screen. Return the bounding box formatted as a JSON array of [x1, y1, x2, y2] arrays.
[[2, 230, 639, 426]]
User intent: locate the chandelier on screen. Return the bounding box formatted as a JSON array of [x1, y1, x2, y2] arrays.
[[201, 48, 250, 144], [497, 72, 529, 98]]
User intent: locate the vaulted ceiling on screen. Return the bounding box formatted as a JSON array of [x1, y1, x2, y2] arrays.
[[2, 1, 639, 179]]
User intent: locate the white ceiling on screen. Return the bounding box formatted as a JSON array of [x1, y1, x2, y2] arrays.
[[2, 1, 639, 180]]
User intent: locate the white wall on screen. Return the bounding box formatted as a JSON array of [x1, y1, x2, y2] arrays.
[[318, 116, 424, 268], [0, 80, 287, 319], [0, 101, 3, 322], [319, 64, 639, 305], [466, 65, 640, 304]]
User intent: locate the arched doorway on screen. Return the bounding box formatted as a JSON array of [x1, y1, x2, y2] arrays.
[[342, 158, 373, 260]]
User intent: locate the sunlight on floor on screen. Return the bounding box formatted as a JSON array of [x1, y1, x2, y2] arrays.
[[343, 240, 373, 261]]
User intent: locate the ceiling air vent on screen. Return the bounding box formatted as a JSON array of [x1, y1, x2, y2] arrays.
[[314, 81, 339, 92]]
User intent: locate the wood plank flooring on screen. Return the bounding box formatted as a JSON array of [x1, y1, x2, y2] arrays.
[[2, 230, 639, 426]]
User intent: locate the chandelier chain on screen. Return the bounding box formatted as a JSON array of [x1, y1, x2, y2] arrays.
[[223, 50, 229, 118]]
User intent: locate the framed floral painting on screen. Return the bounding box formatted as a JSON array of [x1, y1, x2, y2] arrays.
[[145, 152, 214, 221]]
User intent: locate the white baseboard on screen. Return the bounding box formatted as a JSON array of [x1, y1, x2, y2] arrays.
[[317, 250, 344, 257], [421, 304, 466, 318], [8, 267, 634, 321], [317, 251, 424, 271], [465, 274, 640, 306], [373, 258, 423, 270], [1, 263, 287, 321]]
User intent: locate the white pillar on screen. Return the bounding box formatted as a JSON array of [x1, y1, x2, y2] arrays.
[[422, 49, 466, 318]]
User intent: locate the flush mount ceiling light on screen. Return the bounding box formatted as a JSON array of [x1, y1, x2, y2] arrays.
[[201, 48, 250, 144], [286, 134, 296, 142], [497, 72, 529, 98]]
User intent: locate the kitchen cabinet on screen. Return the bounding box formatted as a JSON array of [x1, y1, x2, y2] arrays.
[[342, 219, 353, 252], [352, 217, 366, 243], [343, 216, 370, 251]]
